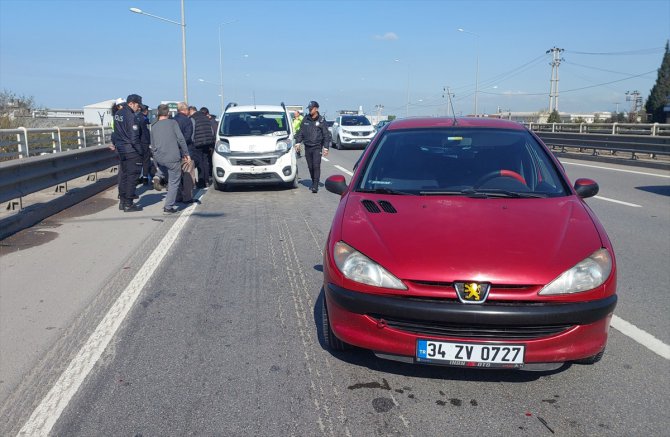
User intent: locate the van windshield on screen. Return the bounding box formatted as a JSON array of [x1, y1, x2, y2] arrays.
[[221, 111, 289, 136]]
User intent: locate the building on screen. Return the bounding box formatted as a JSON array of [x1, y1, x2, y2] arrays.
[[83, 99, 117, 127]]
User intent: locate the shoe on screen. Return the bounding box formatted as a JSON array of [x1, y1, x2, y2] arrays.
[[123, 203, 142, 212], [311, 184, 318, 193], [163, 207, 179, 214], [118, 201, 125, 210], [180, 199, 195, 204], [152, 176, 163, 191]]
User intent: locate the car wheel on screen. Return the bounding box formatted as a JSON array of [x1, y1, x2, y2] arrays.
[[336, 137, 343, 150], [285, 174, 299, 189], [214, 180, 227, 191], [573, 349, 605, 365], [321, 296, 348, 351]]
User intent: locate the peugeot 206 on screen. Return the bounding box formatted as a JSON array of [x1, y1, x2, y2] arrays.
[[321, 117, 617, 371]]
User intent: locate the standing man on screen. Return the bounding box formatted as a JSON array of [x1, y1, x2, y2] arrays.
[[171, 102, 195, 202], [294, 100, 330, 193], [191, 107, 215, 187], [150, 104, 191, 213], [138, 104, 152, 185], [113, 94, 144, 211]]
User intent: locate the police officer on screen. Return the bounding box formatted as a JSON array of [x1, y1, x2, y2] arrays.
[[294, 101, 331, 193], [114, 94, 144, 212]]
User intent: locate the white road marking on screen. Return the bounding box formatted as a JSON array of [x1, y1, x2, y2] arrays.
[[611, 315, 670, 360], [562, 161, 670, 178], [334, 165, 353, 176], [19, 202, 199, 436], [322, 157, 330, 162], [593, 196, 642, 208]]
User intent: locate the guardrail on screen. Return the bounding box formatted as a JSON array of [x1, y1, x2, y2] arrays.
[[526, 122, 670, 136], [0, 145, 118, 206], [0, 126, 112, 161]]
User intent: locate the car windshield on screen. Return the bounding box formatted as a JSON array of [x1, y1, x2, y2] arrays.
[[341, 116, 371, 126], [356, 128, 569, 197], [221, 111, 289, 136]]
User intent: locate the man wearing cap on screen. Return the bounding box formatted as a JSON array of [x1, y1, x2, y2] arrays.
[[113, 94, 144, 211], [294, 101, 331, 193]]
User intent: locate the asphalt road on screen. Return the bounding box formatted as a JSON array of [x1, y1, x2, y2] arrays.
[[1, 149, 669, 436]]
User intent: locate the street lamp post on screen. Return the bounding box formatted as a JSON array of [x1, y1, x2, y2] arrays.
[[218, 20, 238, 116], [198, 78, 223, 113], [394, 59, 410, 117], [130, 0, 188, 103], [458, 28, 479, 117]]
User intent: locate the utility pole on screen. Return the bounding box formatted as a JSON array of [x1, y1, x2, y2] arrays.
[[442, 86, 454, 117], [625, 91, 642, 121], [546, 47, 564, 113]]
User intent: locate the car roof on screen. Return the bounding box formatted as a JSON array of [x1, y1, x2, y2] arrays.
[[225, 105, 287, 113], [386, 117, 526, 131]]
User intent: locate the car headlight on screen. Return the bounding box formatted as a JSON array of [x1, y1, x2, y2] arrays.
[[341, 129, 351, 135], [539, 248, 612, 295], [215, 140, 230, 155], [276, 139, 291, 153], [333, 241, 407, 289]]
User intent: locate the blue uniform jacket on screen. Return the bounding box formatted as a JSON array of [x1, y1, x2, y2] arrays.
[[113, 104, 142, 154]]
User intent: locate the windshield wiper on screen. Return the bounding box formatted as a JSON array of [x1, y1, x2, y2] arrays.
[[419, 189, 546, 198], [357, 188, 415, 195]]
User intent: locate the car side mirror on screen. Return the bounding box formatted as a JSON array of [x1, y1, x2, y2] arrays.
[[325, 175, 348, 195], [574, 178, 599, 198]]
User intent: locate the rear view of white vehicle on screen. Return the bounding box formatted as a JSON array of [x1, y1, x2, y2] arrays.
[[213, 103, 298, 190]]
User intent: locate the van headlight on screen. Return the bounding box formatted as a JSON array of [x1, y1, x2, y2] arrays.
[[215, 140, 231, 155], [276, 139, 291, 153], [539, 248, 613, 295], [333, 241, 407, 289]]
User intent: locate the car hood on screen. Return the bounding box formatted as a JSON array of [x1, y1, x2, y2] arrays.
[[340, 125, 374, 133], [339, 194, 603, 285], [224, 134, 288, 153]]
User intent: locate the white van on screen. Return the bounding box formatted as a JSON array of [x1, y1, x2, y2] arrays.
[[212, 103, 298, 191]]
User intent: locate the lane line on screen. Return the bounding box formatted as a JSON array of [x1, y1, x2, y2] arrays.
[[19, 202, 199, 436], [562, 161, 670, 178], [593, 195, 642, 208], [334, 165, 353, 176], [322, 157, 330, 162], [611, 315, 670, 360]]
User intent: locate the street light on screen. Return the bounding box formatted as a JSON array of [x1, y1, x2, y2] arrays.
[[458, 28, 479, 117], [130, 0, 188, 103], [198, 78, 223, 114], [218, 20, 238, 116], [394, 59, 410, 117]]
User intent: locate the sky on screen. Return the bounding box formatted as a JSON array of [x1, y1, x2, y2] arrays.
[[1, 0, 669, 119]]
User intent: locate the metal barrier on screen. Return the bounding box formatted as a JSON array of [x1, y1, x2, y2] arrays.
[[0, 126, 111, 160], [526, 122, 670, 136], [0, 146, 118, 205]]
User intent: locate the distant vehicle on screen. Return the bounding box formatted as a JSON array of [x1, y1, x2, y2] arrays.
[[321, 116, 617, 371], [326, 119, 334, 138], [375, 119, 391, 130], [212, 102, 298, 191], [331, 114, 375, 150]]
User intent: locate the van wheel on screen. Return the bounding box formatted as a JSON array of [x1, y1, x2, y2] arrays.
[[573, 349, 605, 365], [321, 297, 349, 351]]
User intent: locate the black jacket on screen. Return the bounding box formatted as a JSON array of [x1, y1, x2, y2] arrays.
[[191, 111, 215, 149], [173, 112, 194, 147], [295, 113, 331, 148], [113, 103, 141, 154], [138, 113, 151, 146]]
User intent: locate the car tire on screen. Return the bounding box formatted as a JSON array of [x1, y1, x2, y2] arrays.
[[336, 137, 343, 150], [573, 349, 605, 365], [321, 297, 349, 351], [286, 173, 299, 189], [213, 180, 227, 191]]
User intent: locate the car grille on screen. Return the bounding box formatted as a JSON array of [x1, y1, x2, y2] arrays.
[[231, 158, 277, 166], [368, 314, 573, 340], [234, 173, 276, 180], [351, 131, 373, 137]]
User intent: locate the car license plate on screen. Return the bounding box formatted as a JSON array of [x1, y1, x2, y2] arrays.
[[417, 340, 525, 368]]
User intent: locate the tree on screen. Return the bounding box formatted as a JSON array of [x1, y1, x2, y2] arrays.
[[0, 89, 37, 128], [645, 41, 670, 123], [547, 109, 561, 123]]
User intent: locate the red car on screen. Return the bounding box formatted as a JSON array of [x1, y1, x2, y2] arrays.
[[322, 117, 617, 371]]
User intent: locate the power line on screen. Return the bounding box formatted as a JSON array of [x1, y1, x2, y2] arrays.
[[566, 47, 664, 56]]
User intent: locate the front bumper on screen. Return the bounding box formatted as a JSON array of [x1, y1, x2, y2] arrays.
[[325, 283, 617, 364], [212, 150, 296, 185]]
